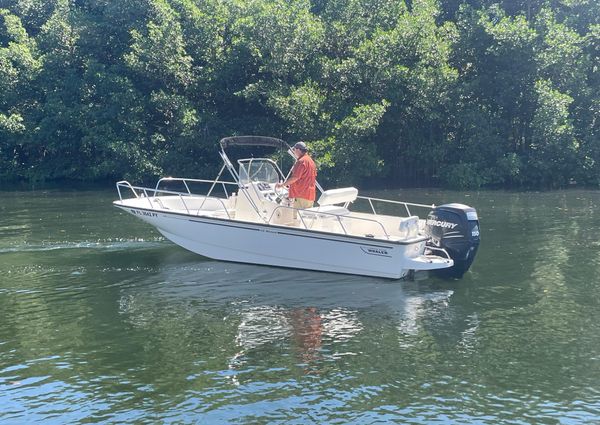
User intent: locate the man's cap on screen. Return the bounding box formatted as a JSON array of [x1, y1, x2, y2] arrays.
[[293, 141, 308, 151]]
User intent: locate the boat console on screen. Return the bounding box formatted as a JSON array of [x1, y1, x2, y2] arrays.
[[234, 181, 292, 222], [254, 182, 286, 203]]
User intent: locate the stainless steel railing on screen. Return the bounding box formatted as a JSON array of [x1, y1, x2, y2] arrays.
[[265, 204, 422, 241], [116, 180, 433, 241], [116, 180, 235, 218], [356, 195, 434, 217]]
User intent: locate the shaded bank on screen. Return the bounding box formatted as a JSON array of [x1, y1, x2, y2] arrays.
[[0, 0, 598, 189]]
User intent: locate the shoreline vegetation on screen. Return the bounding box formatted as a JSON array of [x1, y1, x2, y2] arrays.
[[0, 0, 598, 190]]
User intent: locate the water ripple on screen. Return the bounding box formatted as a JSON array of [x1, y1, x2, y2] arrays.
[[2, 189, 600, 423], [0, 238, 166, 254]]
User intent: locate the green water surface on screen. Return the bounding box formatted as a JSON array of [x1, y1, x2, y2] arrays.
[[1, 188, 599, 424]]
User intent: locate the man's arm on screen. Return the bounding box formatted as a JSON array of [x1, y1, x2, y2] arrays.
[[276, 161, 304, 187]]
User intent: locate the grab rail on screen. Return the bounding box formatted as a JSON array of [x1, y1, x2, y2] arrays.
[[116, 181, 233, 218], [117, 180, 431, 240], [357, 195, 434, 216], [155, 177, 239, 214], [266, 205, 392, 240], [116, 180, 157, 206], [116, 180, 139, 200], [425, 245, 451, 259], [155, 177, 238, 194]]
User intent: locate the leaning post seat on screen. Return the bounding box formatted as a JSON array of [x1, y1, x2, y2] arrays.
[[317, 187, 358, 207], [302, 187, 359, 217]]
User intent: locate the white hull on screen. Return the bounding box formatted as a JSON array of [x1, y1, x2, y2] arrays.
[[115, 203, 452, 279]]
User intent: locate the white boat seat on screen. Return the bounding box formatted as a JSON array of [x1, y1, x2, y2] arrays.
[[317, 187, 358, 206], [297, 187, 357, 220], [398, 215, 419, 239]]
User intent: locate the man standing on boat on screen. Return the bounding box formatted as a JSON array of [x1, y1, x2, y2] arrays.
[[276, 142, 317, 214]]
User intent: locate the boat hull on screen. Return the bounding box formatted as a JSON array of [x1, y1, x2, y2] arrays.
[[115, 203, 451, 279]]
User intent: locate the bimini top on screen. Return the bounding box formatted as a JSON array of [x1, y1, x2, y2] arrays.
[[219, 136, 290, 150]]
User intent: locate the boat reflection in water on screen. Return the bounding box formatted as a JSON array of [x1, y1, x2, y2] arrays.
[[231, 305, 363, 374], [116, 260, 459, 377]]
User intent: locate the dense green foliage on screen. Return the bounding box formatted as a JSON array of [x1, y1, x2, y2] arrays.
[[0, 0, 598, 188]]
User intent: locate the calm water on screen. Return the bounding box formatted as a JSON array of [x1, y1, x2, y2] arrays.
[[1, 188, 600, 424]]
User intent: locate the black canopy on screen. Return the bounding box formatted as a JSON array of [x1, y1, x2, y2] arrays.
[[219, 136, 290, 150]]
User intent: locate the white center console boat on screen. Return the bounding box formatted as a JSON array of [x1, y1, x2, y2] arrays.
[[114, 136, 480, 279]]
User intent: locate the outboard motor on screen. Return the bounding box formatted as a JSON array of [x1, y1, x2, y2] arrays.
[[425, 203, 480, 278]]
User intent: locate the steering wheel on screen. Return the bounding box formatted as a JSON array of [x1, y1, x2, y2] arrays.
[[274, 184, 288, 201]]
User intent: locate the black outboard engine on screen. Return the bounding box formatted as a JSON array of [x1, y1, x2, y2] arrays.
[[425, 203, 480, 278]]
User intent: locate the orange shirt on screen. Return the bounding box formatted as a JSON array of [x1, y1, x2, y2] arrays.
[[289, 154, 317, 201]]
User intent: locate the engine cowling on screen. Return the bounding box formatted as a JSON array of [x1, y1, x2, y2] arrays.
[[425, 203, 480, 278]]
